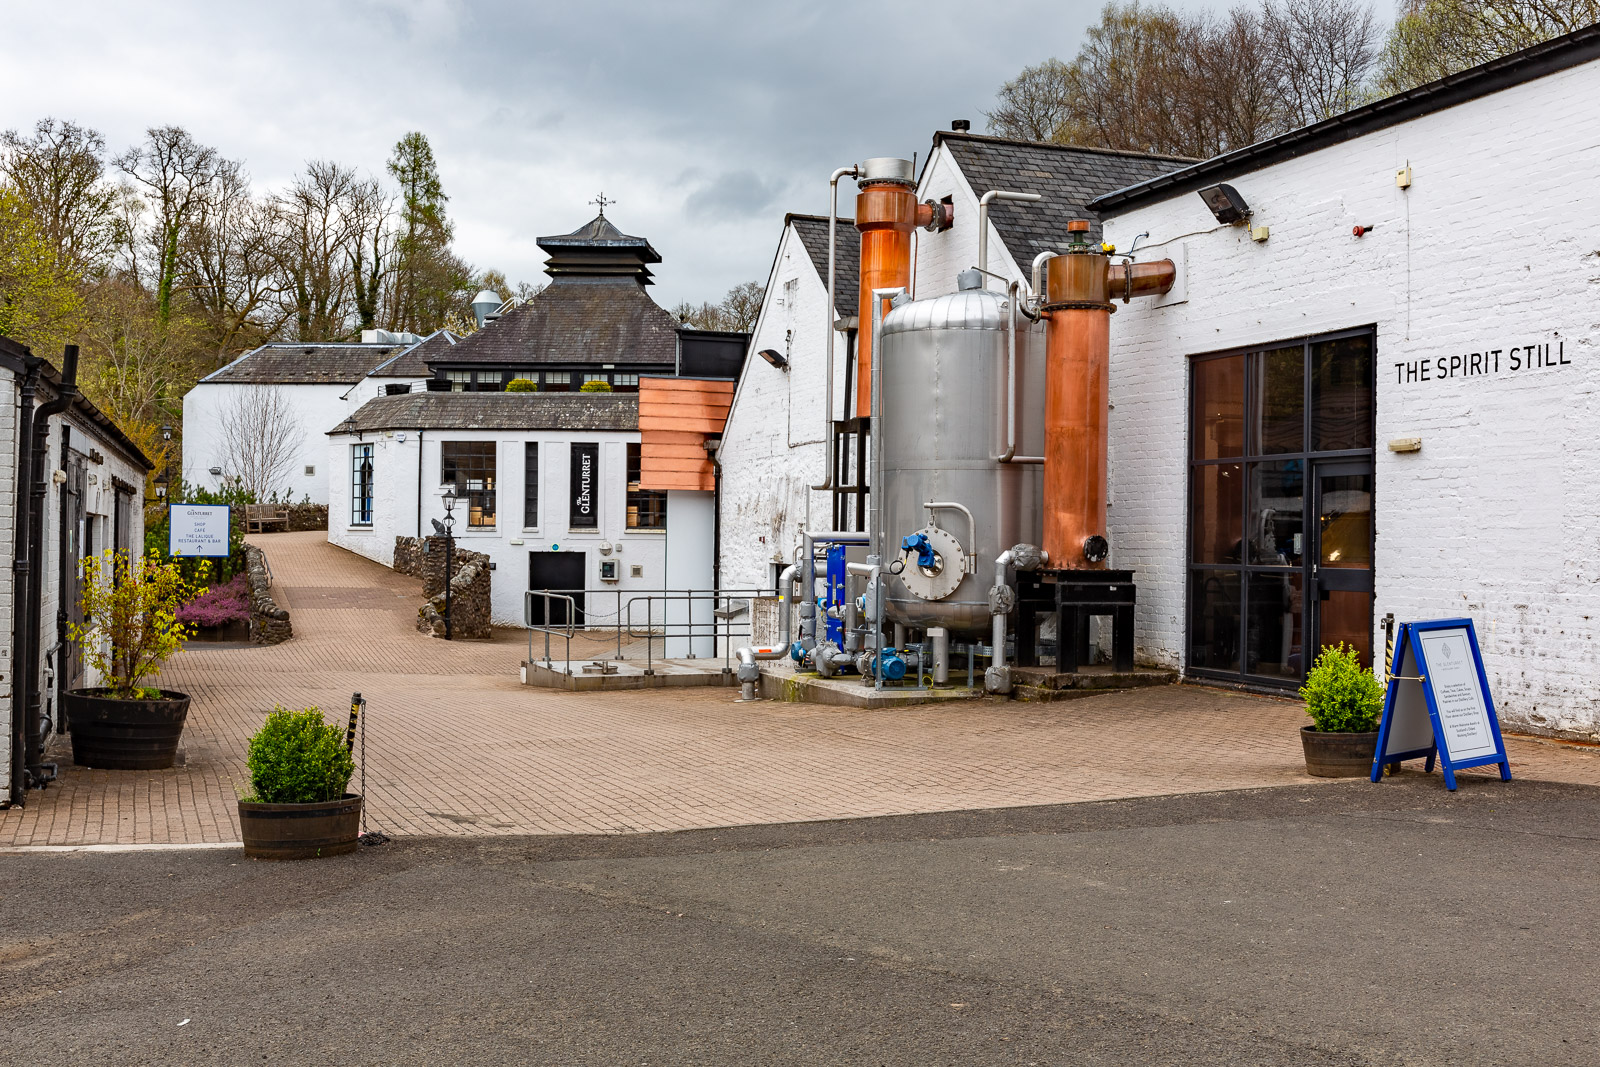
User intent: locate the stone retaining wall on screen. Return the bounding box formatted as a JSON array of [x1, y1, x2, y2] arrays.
[[398, 536, 492, 639], [243, 543, 292, 645], [286, 503, 328, 531], [393, 536, 423, 577]]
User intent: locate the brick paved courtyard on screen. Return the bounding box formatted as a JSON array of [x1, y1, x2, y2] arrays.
[[5, 531, 1600, 847]]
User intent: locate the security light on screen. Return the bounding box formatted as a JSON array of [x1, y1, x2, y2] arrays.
[[758, 348, 788, 371], [1197, 183, 1251, 224], [208, 466, 222, 475]]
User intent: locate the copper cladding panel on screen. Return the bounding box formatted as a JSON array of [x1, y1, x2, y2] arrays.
[[855, 183, 916, 417], [1043, 304, 1110, 568], [1046, 252, 1109, 307]]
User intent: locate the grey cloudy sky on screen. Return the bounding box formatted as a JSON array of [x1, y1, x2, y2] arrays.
[[5, 0, 1217, 308]]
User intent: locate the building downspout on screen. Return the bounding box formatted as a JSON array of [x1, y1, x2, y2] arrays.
[[8, 355, 43, 806], [24, 345, 78, 791], [415, 429, 425, 537], [53, 421, 72, 739]]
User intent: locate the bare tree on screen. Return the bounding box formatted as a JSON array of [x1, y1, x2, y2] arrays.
[[0, 118, 118, 276], [1263, 0, 1379, 126], [1376, 0, 1600, 93], [179, 164, 284, 361], [672, 281, 766, 332], [218, 384, 301, 500], [985, 59, 1077, 142], [270, 160, 362, 342]]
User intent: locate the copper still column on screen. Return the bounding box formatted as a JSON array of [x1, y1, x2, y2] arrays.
[[1041, 221, 1113, 568], [853, 159, 918, 417]]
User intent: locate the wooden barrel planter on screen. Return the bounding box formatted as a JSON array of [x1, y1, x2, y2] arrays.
[[239, 794, 363, 860], [1301, 726, 1379, 778], [63, 689, 190, 770]]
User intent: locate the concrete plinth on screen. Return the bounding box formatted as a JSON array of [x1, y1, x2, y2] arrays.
[[522, 658, 738, 692], [755, 663, 992, 709], [1010, 664, 1178, 702]]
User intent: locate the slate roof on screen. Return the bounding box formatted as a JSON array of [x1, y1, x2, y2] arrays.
[[935, 132, 1192, 257], [368, 330, 460, 378], [788, 214, 860, 320], [333, 391, 639, 434], [432, 277, 680, 368], [1091, 23, 1600, 216], [203, 343, 402, 385]]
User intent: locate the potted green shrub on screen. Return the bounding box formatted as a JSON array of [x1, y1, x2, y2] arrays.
[[239, 706, 361, 860], [1299, 643, 1385, 777], [64, 551, 202, 769]]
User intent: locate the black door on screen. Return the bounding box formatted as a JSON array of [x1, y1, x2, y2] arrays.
[[528, 551, 585, 626], [61, 454, 88, 692], [1310, 460, 1374, 667]]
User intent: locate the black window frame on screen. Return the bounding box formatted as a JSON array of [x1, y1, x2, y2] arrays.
[[1185, 325, 1376, 689], [523, 442, 539, 529], [441, 440, 497, 528], [626, 442, 667, 530], [351, 443, 374, 526]]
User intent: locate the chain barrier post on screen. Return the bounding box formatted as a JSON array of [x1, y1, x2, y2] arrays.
[[354, 692, 388, 846]]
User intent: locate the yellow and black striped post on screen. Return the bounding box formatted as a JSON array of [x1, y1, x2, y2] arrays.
[[345, 692, 365, 752]]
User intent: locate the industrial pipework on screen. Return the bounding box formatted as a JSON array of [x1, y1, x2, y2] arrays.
[[1039, 220, 1174, 568]]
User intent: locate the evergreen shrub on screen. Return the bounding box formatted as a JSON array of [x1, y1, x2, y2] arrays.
[[506, 378, 537, 392], [579, 379, 612, 393], [1299, 643, 1385, 733], [245, 706, 355, 804]]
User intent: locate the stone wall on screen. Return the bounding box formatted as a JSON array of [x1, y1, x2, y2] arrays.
[[393, 535, 423, 577], [243, 542, 292, 645], [287, 503, 328, 531], [417, 543, 492, 639]]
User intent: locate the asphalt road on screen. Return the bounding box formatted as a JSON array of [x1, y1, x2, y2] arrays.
[[2, 773, 1596, 1065]]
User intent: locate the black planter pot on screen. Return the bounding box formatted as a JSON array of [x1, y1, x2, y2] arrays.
[[239, 794, 363, 860], [64, 688, 190, 770], [1301, 726, 1379, 778]]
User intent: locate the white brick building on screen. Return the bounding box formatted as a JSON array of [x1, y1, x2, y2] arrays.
[[1093, 27, 1600, 736], [1, 337, 153, 804]]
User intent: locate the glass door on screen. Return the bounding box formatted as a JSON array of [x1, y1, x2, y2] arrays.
[[1311, 461, 1374, 667]]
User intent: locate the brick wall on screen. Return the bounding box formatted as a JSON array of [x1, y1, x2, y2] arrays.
[[1102, 59, 1600, 736]]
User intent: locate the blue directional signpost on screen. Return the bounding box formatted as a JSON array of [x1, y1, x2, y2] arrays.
[[1371, 618, 1511, 791]]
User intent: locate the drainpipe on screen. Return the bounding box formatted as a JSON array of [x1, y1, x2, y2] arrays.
[[25, 346, 79, 790], [976, 190, 1042, 287], [812, 165, 859, 495], [414, 429, 425, 536], [8, 355, 42, 806], [985, 542, 1047, 695]]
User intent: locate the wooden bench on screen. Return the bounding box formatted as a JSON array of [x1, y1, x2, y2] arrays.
[[245, 504, 290, 533]]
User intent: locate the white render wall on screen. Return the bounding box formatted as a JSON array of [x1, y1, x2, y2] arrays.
[[327, 427, 668, 628], [183, 377, 403, 505], [1102, 58, 1600, 736]]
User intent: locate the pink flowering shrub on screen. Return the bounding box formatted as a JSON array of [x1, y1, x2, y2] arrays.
[[177, 574, 250, 628]]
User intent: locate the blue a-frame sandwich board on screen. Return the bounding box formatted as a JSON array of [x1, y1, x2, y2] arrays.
[[1371, 617, 1511, 791]]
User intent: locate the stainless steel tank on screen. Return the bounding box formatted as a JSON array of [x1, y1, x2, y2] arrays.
[[875, 276, 1045, 637]]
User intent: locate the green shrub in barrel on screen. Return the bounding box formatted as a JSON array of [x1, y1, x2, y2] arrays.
[[238, 706, 363, 859], [1298, 643, 1386, 777]]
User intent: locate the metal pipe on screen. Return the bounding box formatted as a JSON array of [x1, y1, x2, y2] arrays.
[[993, 283, 1042, 464], [929, 627, 949, 685], [735, 563, 799, 699], [1029, 252, 1056, 317], [988, 550, 1014, 695], [977, 190, 1043, 287], [923, 501, 977, 574], [8, 355, 42, 806], [1107, 260, 1177, 303], [855, 161, 917, 417], [812, 164, 859, 493], [869, 286, 902, 567]]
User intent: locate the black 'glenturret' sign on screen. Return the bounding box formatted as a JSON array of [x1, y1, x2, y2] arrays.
[[570, 442, 598, 528]]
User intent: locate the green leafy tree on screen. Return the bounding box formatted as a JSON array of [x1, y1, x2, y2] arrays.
[[1376, 0, 1600, 93], [387, 132, 471, 334], [70, 550, 205, 698], [0, 118, 118, 277], [0, 184, 86, 353]]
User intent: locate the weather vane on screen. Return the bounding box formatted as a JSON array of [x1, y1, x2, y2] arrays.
[[590, 192, 614, 217]]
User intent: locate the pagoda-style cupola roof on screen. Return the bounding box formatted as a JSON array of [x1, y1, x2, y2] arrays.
[[538, 213, 661, 286]]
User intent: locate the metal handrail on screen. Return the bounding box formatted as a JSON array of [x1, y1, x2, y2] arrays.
[[621, 589, 776, 675], [524, 590, 579, 674]]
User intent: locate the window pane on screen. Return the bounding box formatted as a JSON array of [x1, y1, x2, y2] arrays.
[[1190, 463, 1243, 564], [1190, 570, 1241, 673], [1317, 472, 1371, 568], [446, 369, 471, 393], [626, 442, 642, 485], [1246, 571, 1303, 679], [1247, 460, 1304, 565], [441, 441, 496, 527], [1192, 354, 1244, 460], [543, 372, 571, 392], [1312, 334, 1373, 451], [1252, 345, 1304, 454], [523, 442, 538, 528], [351, 444, 373, 525]]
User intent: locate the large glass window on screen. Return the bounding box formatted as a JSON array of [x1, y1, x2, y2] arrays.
[[476, 370, 504, 392], [351, 444, 374, 526], [442, 441, 496, 527], [445, 369, 471, 392], [523, 442, 539, 529], [543, 371, 572, 392], [626, 442, 666, 530], [1188, 329, 1374, 686]]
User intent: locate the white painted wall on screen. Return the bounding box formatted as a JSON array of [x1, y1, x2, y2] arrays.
[[718, 222, 851, 590], [328, 427, 668, 629], [1102, 58, 1600, 735], [663, 489, 714, 657], [183, 378, 398, 505]]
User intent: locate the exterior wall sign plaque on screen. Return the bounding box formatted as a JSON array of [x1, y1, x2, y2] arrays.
[[569, 442, 599, 529], [169, 504, 232, 558], [1394, 339, 1569, 384], [1371, 617, 1511, 791]]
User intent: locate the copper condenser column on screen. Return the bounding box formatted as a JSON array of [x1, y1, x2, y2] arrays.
[[1041, 220, 1112, 568], [853, 158, 918, 417]]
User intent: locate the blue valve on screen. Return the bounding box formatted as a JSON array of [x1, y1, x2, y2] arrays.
[[872, 650, 907, 681], [901, 532, 936, 568]]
